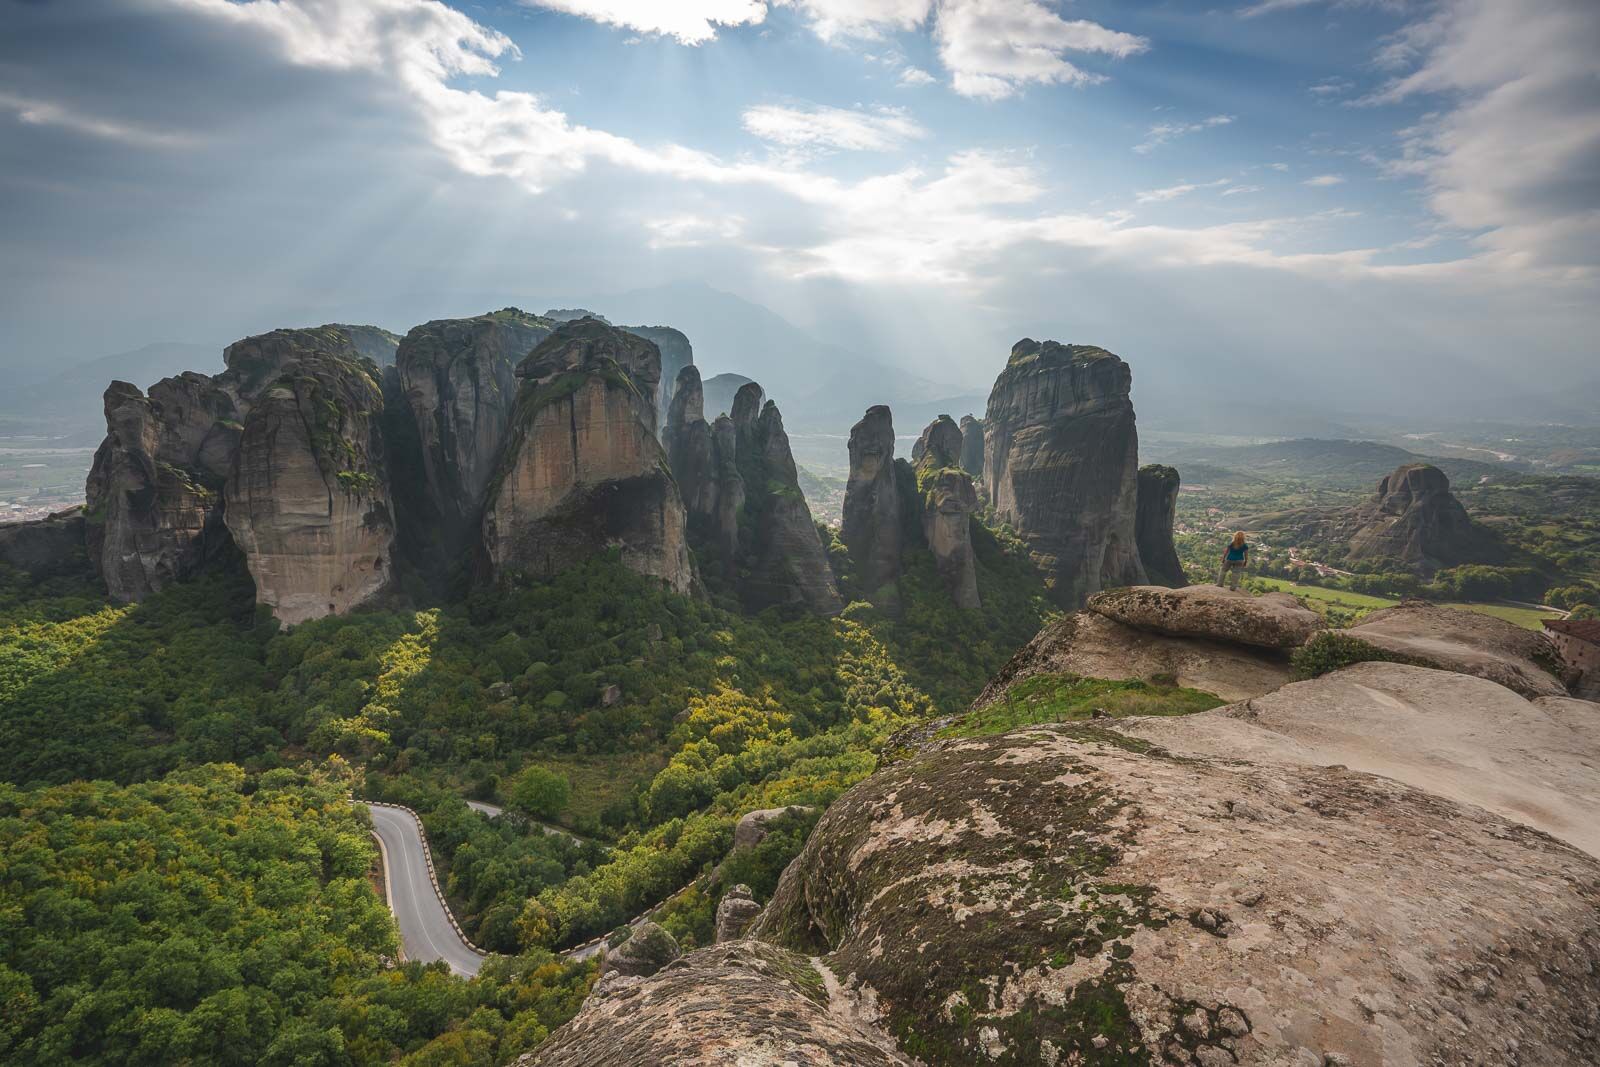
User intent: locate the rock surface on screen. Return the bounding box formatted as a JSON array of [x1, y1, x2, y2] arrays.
[[223, 336, 395, 624], [751, 722, 1600, 1067], [958, 414, 984, 479], [0, 507, 88, 578], [395, 309, 554, 555], [733, 806, 815, 852], [973, 611, 1294, 705], [1346, 601, 1567, 698], [1135, 464, 1186, 588], [983, 339, 1146, 606], [603, 920, 680, 979], [1122, 662, 1600, 857], [1088, 585, 1324, 649], [714, 884, 763, 943], [914, 416, 980, 611], [620, 325, 692, 429], [327, 323, 401, 366], [481, 319, 694, 595], [841, 406, 902, 599], [525, 941, 913, 1066]]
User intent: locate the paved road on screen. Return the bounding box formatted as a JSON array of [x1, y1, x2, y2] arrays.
[[466, 800, 599, 847], [366, 804, 487, 977]]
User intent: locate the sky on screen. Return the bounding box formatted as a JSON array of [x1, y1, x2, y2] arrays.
[[2, 0, 1597, 423]]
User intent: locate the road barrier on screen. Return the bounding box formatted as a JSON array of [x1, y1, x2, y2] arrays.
[[362, 801, 491, 958]]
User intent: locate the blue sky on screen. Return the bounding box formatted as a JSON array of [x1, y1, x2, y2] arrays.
[[1, 0, 1596, 419]]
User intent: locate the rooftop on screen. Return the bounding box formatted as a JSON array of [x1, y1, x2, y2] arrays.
[[1544, 618, 1600, 644]]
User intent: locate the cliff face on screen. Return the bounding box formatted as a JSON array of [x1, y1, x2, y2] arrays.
[[84, 374, 239, 600], [1346, 463, 1506, 572], [0, 508, 88, 579], [396, 309, 554, 555], [983, 339, 1146, 607], [841, 406, 902, 600], [328, 324, 402, 366], [481, 319, 694, 595], [1135, 463, 1186, 587], [913, 416, 980, 610], [222, 336, 395, 624], [958, 414, 985, 480], [621, 325, 693, 430]]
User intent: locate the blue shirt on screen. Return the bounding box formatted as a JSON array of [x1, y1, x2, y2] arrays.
[[1225, 544, 1248, 562]]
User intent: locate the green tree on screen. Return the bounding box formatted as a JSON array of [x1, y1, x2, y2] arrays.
[[509, 765, 572, 821]]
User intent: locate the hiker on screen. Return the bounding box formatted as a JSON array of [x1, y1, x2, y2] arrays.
[[1218, 532, 1249, 589]]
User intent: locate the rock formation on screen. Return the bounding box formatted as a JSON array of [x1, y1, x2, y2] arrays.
[[958, 414, 984, 480], [328, 323, 402, 366], [983, 339, 1146, 607], [222, 335, 395, 624], [0, 507, 88, 579], [733, 806, 813, 852], [1135, 463, 1186, 587], [913, 416, 980, 610], [1344, 601, 1567, 698], [620, 325, 692, 428], [84, 374, 239, 601], [602, 920, 680, 979], [1088, 584, 1324, 649], [395, 309, 554, 556], [840, 406, 902, 600], [714, 884, 762, 943], [480, 319, 694, 595]]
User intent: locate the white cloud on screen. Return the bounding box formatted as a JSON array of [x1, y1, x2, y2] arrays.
[[0, 91, 195, 148], [742, 103, 925, 151], [1135, 179, 1228, 203], [520, 0, 769, 44], [645, 213, 746, 247], [1222, 184, 1263, 196], [1303, 173, 1346, 186], [1134, 114, 1234, 154], [935, 0, 1148, 100], [1269, 162, 1290, 171], [780, 0, 933, 41], [898, 66, 937, 87]]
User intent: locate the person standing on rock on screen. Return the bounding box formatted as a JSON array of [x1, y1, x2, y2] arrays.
[[1218, 532, 1250, 589]]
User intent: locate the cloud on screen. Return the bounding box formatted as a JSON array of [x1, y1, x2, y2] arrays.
[[1135, 179, 1228, 203], [646, 212, 746, 247], [0, 91, 196, 148], [1222, 184, 1263, 196], [1269, 162, 1290, 171], [520, 0, 769, 44], [780, 0, 933, 41], [1134, 114, 1234, 154], [742, 103, 926, 151], [933, 0, 1149, 100], [1362, 0, 1600, 273], [1303, 173, 1346, 186], [898, 66, 937, 87]]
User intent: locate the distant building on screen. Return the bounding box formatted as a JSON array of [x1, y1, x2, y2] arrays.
[[1542, 618, 1600, 700]]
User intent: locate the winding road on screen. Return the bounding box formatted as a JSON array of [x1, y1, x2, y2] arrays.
[[366, 804, 487, 977]]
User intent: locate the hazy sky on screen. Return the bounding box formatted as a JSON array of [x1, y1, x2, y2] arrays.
[[2, 0, 1597, 417]]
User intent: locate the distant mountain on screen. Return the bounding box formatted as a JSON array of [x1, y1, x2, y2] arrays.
[[702, 373, 755, 420], [1148, 438, 1511, 491]]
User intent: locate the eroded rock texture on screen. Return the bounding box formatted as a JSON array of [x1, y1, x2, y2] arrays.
[[0, 507, 88, 579], [983, 339, 1146, 606], [1346, 601, 1566, 698], [84, 374, 239, 600], [914, 416, 980, 611], [222, 337, 395, 624], [751, 722, 1600, 1067], [481, 319, 694, 595], [841, 405, 902, 599], [1088, 584, 1324, 649], [1135, 463, 1186, 588], [958, 414, 985, 480], [396, 309, 554, 555], [328, 323, 401, 366], [621, 324, 692, 429]]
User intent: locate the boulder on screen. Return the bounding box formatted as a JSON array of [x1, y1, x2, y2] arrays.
[[840, 405, 902, 599], [957, 414, 984, 479], [0, 507, 88, 578], [602, 920, 679, 979], [751, 723, 1600, 1066], [714, 884, 763, 943], [524, 941, 913, 1066], [481, 319, 695, 596], [1135, 463, 1186, 588], [1121, 662, 1600, 857], [1088, 584, 1324, 649], [983, 339, 1146, 607], [395, 309, 554, 555], [734, 805, 813, 852], [223, 341, 395, 624], [1345, 601, 1567, 698], [913, 416, 980, 611], [973, 611, 1294, 706]]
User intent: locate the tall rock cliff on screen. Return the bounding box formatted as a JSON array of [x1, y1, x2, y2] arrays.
[[222, 334, 395, 624], [621, 325, 693, 430], [395, 309, 554, 557], [1347, 463, 1507, 572], [841, 406, 902, 600], [481, 319, 694, 595], [983, 339, 1146, 607], [914, 416, 980, 611], [1135, 463, 1186, 588], [84, 374, 239, 600], [328, 324, 402, 366], [958, 414, 985, 480]]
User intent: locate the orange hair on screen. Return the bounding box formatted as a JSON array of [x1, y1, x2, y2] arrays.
[[1231, 531, 1246, 547]]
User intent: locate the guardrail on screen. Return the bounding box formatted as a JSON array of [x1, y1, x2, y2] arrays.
[[362, 801, 491, 958]]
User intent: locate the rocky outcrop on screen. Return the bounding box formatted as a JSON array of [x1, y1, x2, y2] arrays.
[[525, 941, 913, 1066], [733, 806, 814, 852], [750, 719, 1600, 1067], [1088, 585, 1323, 649], [1135, 464, 1185, 588], [395, 309, 554, 555], [913, 416, 980, 611], [480, 319, 694, 595], [0, 507, 88, 578], [983, 339, 1146, 607], [1345, 601, 1567, 698], [620, 325, 692, 429], [841, 406, 902, 599], [84, 374, 239, 600], [973, 611, 1294, 705], [958, 414, 984, 479], [714, 884, 762, 943], [223, 338, 395, 624], [603, 920, 679, 979], [328, 324, 401, 366]]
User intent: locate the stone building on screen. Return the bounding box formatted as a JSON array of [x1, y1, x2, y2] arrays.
[[1543, 618, 1600, 700]]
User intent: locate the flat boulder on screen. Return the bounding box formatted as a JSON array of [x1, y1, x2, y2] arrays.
[[1346, 601, 1567, 698], [524, 941, 912, 1066], [1089, 584, 1322, 649], [1121, 661, 1600, 857]]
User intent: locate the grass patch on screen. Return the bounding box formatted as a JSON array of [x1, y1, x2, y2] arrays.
[[941, 673, 1224, 739], [535, 750, 667, 831], [1255, 578, 1561, 631], [1290, 631, 1428, 679], [1439, 601, 1561, 629]]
